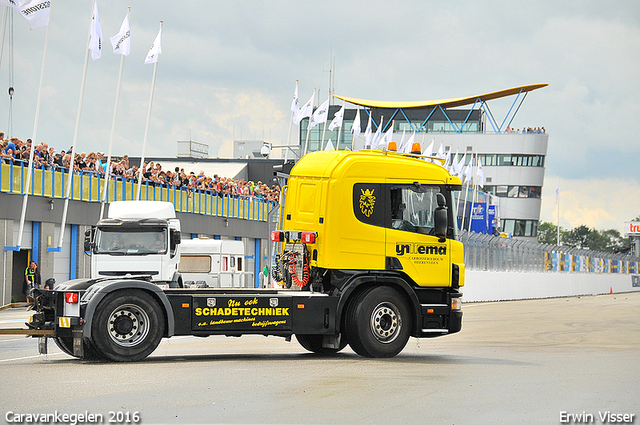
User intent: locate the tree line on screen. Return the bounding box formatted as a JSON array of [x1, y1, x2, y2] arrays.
[[537, 216, 639, 253]]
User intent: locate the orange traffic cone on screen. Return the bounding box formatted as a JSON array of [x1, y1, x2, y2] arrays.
[[610, 287, 613, 294]]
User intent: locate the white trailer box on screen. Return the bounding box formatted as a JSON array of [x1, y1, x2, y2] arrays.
[[178, 238, 250, 288]]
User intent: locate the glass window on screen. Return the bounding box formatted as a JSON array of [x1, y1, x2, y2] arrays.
[[518, 186, 529, 198], [508, 186, 519, 198], [513, 220, 526, 236], [529, 187, 541, 198], [95, 228, 167, 255], [484, 186, 497, 196], [178, 255, 211, 273], [497, 154, 511, 166], [390, 185, 441, 235], [502, 219, 514, 234], [500, 219, 539, 236], [525, 221, 534, 236]]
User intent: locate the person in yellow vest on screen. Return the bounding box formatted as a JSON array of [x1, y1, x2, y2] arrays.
[[24, 261, 41, 294]]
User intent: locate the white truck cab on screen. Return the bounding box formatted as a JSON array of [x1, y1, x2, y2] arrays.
[[85, 201, 182, 286]]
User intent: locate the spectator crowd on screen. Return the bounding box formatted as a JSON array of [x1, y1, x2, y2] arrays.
[[0, 132, 280, 203], [505, 126, 546, 134]]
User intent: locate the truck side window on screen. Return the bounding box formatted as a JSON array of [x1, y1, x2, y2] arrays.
[[390, 185, 441, 235]]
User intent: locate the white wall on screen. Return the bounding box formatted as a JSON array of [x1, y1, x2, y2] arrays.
[[463, 270, 640, 302]]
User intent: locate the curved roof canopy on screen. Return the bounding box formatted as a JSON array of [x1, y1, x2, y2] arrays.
[[334, 83, 548, 109]]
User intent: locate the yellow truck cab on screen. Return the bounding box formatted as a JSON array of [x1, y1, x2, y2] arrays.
[[271, 148, 464, 356]]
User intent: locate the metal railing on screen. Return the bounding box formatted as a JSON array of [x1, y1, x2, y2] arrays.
[[0, 160, 275, 221], [462, 230, 640, 274]]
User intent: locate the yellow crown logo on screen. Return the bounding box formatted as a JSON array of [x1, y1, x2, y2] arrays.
[[359, 188, 376, 217]]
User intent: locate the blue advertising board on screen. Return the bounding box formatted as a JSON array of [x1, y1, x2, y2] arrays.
[[469, 202, 487, 234]]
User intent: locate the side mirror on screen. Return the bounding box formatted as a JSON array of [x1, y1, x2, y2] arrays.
[[434, 193, 448, 242], [84, 228, 94, 252], [170, 229, 181, 249]]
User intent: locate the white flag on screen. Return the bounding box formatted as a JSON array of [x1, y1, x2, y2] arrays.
[[477, 157, 485, 186], [351, 106, 361, 137], [463, 160, 472, 184], [328, 104, 344, 131], [380, 124, 393, 149], [398, 129, 406, 151], [456, 152, 467, 176], [17, 0, 50, 30], [324, 139, 335, 151], [449, 149, 459, 174], [295, 91, 314, 125], [290, 81, 299, 120], [423, 137, 434, 157], [443, 148, 451, 169], [436, 141, 444, 158], [403, 132, 416, 153], [145, 26, 163, 64], [89, 1, 102, 60], [364, 112, 372, 145], [371, 117, 383, 149], [309, 97, 329, 129], [110, 14, 131, 56]]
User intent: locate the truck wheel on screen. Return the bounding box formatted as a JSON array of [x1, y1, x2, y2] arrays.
[[296, 334, 348, 354], [54, 337, 102, 360], [91, 290, 165, 362], [345, 286, 411, 358]]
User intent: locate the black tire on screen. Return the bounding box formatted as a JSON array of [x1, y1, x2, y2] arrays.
[[53, 336, 103, 360], [345, 286, 411, 358], [296, 334, 348, 354], [90, 289, 165, 362]]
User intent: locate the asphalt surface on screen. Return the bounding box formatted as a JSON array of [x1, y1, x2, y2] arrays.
[[1, 293, 639, 424]]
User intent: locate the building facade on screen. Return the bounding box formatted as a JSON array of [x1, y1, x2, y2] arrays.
[[297, 84, 548, 240]]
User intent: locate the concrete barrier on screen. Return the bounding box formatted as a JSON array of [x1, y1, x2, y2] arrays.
[[463, 271, 640, 302]]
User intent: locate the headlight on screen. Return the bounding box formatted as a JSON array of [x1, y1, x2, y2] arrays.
[[451, 298, 462, 310]]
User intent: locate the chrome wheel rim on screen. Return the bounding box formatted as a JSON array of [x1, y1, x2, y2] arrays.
[[370, 302, 401, 343], [107, 304, 150, 347]]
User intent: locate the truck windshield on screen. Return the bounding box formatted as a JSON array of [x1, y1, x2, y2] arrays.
[[450, 188, 461, 239], [95, 228, 167, 255]]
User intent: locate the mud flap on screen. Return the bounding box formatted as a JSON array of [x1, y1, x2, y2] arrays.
[[38, 337, 48, 355], [72, 329, 84, 358]]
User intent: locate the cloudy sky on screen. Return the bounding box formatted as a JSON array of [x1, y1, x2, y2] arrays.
[[4, 0, 640, 233]]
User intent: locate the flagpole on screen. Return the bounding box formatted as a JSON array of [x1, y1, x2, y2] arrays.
[[100, 7, 130, 219], [303, 124, 311, 156], [461, 152, 473, 231], [335, 100, 344, 150], [556, 180, 560, 245], [136, 21, 163, 201], [57, 0, 96, 250], [321, 116, 328, 150], [350, 105, 357, 150], [14, 16, 51, 250], [284, 80, 298, 162], [0, 7, 7, 71], [468, 152, 478, 233], [302, 88, 315, 156]]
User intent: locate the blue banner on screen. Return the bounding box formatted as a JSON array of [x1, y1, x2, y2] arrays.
[[469, 202, 487, 234]]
